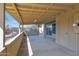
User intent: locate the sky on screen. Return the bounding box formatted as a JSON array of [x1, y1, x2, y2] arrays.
[[5, 12, 19, 27], [5, 12, 36, 28]]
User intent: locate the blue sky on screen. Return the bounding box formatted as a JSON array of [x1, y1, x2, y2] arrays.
[[5, 12, 19, 27]]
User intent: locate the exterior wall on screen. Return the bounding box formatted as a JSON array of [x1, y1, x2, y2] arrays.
[[74, 13, 79, 55], [56, 10, 79, 55], [56, 12, 76, 52]]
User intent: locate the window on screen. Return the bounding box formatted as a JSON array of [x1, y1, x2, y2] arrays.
[[46, 24, 55, 35], [5, 12, 20, 42]]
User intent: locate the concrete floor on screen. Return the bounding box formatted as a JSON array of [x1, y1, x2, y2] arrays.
[[29, 35, 76, 56]]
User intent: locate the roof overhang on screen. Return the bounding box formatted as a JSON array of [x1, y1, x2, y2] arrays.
[[5, 3, 79, 24]]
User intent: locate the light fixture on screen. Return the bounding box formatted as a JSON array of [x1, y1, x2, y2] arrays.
[[73, 23, 77, 27], [34, 19, 37, 23], [73, 20, 79, 27]]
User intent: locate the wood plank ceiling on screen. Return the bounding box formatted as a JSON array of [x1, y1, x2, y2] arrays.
[[5, 3, 79, 24]]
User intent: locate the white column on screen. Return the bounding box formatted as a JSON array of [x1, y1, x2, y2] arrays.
[[38, 24, 45, 35], [0, 4, 5, 52], [0, 28, 4, 52], [19, 28, 20, 34], [42, 24, 45, 35]]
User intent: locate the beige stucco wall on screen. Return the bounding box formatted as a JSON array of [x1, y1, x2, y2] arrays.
[[56, 10, 79, 55], [74, 13, 79, 55], [56, 12, 76, 51]]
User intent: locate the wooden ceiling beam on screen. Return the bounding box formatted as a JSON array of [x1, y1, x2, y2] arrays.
[[6, 3, 79, 24], [6, 6, 64, 13], [45, 19, 56, 24], [6, 10, 60, 15], [17, 3, 73, 11], [6, 10, 58, 16], [21, 15, 55, 24], [71, 8, 79, 12], [12, 3, 23, 24], [6, 9, 59, 16], [38, 16, 55, 24]]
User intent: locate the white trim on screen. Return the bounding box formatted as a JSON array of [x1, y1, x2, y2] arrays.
[[5, 32, 23, 46], [0, 47, 5, 52], [27, 36, 33, 56], [0, 27, 4, 52]]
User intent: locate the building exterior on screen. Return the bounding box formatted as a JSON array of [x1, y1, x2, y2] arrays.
[[0, 3, 79, 56]]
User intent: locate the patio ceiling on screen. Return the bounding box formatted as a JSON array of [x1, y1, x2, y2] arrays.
[[5, 3, 79, 24]]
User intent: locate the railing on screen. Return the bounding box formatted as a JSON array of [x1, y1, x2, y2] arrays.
[[26, 36, 33, 56], [0, 32, 33, 56]]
